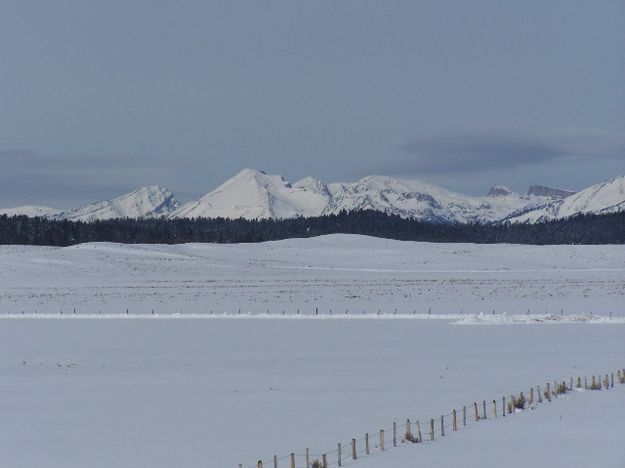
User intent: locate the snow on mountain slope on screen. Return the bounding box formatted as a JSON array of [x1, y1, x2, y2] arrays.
[[172, 169, 330, 219], [0, 205, 60, 218], [506, 176, 625, 223], [323, 175, 545, 223], [175, 170, 557, 223], [56, 186, 179, 222]]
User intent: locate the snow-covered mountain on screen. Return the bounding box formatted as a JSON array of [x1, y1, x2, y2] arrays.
[[56, 186, 180, 222], [6, 170, 622, 224], [0, 205, 60, 218], [173, 169, 556, 223], [173, 169, 330, 219], [525, 185, 575, 199], [506, 176, 625, 223]]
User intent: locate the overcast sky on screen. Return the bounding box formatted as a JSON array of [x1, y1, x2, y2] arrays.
[[1, 1, 624, 208]]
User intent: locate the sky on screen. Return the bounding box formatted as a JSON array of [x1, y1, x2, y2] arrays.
[[1, 0, 624, 209]]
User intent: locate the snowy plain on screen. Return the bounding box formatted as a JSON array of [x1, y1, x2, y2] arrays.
[[1, 234, 625, 317], [0, 235, 624, 468]]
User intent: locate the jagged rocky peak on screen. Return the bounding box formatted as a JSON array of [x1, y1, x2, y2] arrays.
[[526, 185, 575, 199], [487, 185, 515, 198]]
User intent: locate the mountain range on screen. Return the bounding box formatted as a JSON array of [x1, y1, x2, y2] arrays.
[[2, 169, 624, 224]]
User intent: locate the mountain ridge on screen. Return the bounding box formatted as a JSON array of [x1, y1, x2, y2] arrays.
[[3, 169, 623, 224]]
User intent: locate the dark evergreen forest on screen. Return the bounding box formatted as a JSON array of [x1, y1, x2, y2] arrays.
[[1, 210, 624, 246]]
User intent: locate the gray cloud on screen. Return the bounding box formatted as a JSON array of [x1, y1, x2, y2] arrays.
[[381, 132, 623, 175], [0, 149, 171, 209]]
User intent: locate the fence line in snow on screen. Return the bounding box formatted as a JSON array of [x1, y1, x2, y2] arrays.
[[245, 368, 625, 468]]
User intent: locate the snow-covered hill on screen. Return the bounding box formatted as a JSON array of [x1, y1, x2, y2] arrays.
[[506, 176, 625, 223], [0, 205, 60, 218], [56, 186, 180, 222]]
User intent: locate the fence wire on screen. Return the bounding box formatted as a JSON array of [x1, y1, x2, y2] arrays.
[[243, 367, 625, 468]]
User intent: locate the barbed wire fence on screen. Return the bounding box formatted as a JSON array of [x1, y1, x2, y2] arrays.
[[242, 368, 625, 468]]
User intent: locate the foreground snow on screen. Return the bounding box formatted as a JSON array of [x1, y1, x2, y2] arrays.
[[1, 319, 623, 468], [1, 235, 624, 316]]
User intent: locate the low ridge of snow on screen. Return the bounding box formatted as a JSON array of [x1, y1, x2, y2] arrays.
[[0, 205, 60, 218], [507, 176, 625, 223], [56, 186, 179, 222]]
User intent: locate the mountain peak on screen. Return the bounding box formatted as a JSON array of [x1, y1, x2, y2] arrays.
[[56, 186, 179, 222], [526, 185, 575, 199], [487, 185, 515, 198]]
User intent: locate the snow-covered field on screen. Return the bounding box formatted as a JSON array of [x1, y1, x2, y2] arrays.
[[1, 234, 624, 316], [1, 235, 624, 467], [1, 319, 624, 468]]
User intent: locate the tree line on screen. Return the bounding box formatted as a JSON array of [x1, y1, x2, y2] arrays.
[[1, 210, 624, 246]]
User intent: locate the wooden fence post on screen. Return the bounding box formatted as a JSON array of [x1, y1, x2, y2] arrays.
[[322, 454, 327, 468], [482, 400, 487, 419], [577, 377, 581, 388], [416, 420, 423, 442], [380, 429, 385, 451], [274, 454, 278, 468], [405, 419, 411, 441], [393, 421, 397, 447], [611, 372, 614, 388], [462, 406, 467, 426], [430, 418, 435, 441], [440, 415, 445, 437], [352, 438, 357, 460], [529, 387, 534, 405], [452, 409, 457, 431], [365, 433, 369, 455], [537, 386, 542, 404], [258, 461, 263, 468], [306, 448, 310, 468], [546, 383, 551, 401], [591, 376, 596, 390], [584, 376, 588, 389], [337, 444, 341, 467], [502, 396, 506, 416], [570, 378, 573, 391], [290, 453, 295, 468]]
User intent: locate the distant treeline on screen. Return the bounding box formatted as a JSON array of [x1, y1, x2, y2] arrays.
[[1, 210, 625, 246]]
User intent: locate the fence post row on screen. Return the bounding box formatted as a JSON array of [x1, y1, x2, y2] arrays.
[[250, 368, 624, 467]]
